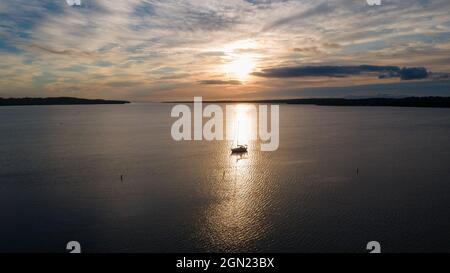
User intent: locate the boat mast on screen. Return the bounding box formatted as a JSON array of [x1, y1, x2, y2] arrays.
[[236, 121, 240, 146]]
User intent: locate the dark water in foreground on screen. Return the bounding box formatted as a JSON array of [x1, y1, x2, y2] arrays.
[[1, 103, 450, 253]]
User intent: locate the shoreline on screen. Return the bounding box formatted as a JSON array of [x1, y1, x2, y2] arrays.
[[0, 97, 130, 106], [163, 96, 450, 108]]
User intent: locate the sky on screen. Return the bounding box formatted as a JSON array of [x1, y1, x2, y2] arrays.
[[0, 0, 450, 101]]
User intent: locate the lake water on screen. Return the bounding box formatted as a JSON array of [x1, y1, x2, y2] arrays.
[[1, 103, 450, 253]]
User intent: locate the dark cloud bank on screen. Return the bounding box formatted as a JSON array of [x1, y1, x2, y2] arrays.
[[253, 65, 430, 80]]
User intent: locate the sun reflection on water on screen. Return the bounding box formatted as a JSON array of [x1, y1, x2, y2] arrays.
[[200, 104, 269, 252], [231, 104, 256, 146]]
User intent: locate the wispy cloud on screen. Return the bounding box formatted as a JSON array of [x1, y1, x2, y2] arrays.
[[26, 44, 95, 57], [198, 79, 242, 85]]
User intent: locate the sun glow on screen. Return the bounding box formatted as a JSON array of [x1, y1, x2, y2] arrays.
[[224, 55, 256, 81]]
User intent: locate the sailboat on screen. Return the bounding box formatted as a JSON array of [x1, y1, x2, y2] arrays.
[[231, 144, 248, 154], [231, 121, 248, 154]]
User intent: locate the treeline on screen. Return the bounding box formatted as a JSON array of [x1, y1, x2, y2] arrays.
[[0, 97, 130, 106], [284, 97, 450, 108]]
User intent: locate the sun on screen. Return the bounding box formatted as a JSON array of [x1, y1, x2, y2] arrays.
[[224, 55, 255, 81]]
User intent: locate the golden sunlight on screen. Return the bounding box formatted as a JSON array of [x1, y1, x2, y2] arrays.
[[233, 104, 255, 145], [224, 55, 256, 81]]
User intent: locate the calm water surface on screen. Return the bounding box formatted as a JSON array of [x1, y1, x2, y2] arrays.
[[1, 103, 450, 252]]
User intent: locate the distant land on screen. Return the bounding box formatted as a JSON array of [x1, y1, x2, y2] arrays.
[[167, 97, 450, 108], [0, 97, 130, 106]]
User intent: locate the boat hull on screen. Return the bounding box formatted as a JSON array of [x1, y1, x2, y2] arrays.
[[231, 147, 248, 154]]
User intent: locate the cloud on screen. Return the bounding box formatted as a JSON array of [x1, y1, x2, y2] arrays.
[[400, 67, 429, 80], [26, 44, 95, 57], [107, 81, 143, 88], [254, 64, 433, 81], [262, 2, 335, 31], [1, 0, 450, 100], [253, 65, 401, 78], [159, 73, 193, 80], [198, 80, 242, 85]]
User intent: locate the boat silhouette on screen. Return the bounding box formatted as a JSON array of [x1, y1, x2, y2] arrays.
[[231, 144, 248, 154], [231, 121, 248, 154]]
